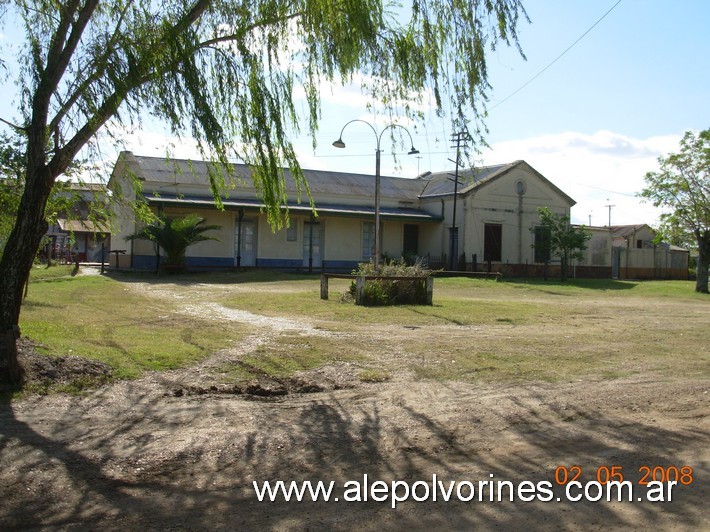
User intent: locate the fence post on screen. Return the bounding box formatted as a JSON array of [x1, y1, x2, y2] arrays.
[[425, 276, 434, 305], [320, 273, 329, 300], [355, 276, 366, 305]]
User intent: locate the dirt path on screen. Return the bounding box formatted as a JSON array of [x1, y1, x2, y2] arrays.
[[1, 279, 708, 530]]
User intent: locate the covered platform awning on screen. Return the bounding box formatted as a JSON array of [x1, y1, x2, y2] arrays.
[[144, 194, 442, 222], [57, 218, 110, 233]]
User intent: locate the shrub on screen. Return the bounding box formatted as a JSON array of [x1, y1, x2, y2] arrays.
[[349, 258, 432, 306]]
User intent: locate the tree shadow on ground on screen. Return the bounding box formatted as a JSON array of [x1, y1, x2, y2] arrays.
[[502, 278, 639, 292], [0, 380, 706, 530]]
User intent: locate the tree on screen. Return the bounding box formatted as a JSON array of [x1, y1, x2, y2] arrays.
[[1, 132, 105, 261], [126, 213, 221, 271], [0, 0, 527, 384], [534, 207, 591, 281], [641, 130, 710, 293], [0, 134, 26, 256]]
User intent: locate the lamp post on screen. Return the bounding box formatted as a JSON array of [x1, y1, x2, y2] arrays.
[[333, 120, 419, 273]]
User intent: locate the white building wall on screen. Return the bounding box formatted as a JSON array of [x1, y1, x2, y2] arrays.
[[325, 218, 360, 261], [462, 166, 572, 265], [578, 227, 611, 267], [257, 214, 303, 260]]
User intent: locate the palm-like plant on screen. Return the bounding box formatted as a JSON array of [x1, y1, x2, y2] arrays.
[[127, 214, 221, 270]]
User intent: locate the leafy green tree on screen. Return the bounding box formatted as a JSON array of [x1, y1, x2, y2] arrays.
[[641, 129, 709, 293], [126, 213, 221, 271], [0, 134, 26, 256], [0, 0, 527, 384], [535, 207, 592, 281], [0, 132, 103, 261]]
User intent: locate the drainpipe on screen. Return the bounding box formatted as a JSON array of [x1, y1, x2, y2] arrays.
[[462, 195, 468, 268], [237, 208, 244, 267], [625, 238, 630, 279], [308, 214, 314, 273], [517, 194, 523, 265], [440, 199, 446, 263]]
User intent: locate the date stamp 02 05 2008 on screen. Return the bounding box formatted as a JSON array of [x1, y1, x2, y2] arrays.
[[553, 465, 695, 487]]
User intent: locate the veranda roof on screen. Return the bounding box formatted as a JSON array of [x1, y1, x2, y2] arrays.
[[144, 194, 442, 222]]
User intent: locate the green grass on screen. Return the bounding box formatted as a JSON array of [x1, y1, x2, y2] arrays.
[[220, 276, 706, 329], [16, 270, 710, 393], [498, 277, 704, 298], [245, 334, 363, 378], [358, 368, 392, 383], [216, 333, 365, 381], [28, 264, 78, 281], [219, 278, 546, 326], [21, 274, 245, 379]]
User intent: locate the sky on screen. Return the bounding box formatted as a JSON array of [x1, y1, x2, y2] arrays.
[[1, 0, 709, 227]]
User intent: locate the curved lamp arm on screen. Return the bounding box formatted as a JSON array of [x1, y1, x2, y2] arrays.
[[333, 119, 419, 155], [378, 124, 420, 155]]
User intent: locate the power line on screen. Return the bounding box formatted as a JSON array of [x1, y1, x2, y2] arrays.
[[488, 0, 623, 112], [567, 180, 638, 198]]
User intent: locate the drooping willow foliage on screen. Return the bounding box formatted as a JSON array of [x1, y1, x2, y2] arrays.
[[0, 0, 528, 383]]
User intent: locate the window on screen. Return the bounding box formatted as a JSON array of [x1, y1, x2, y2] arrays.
[[534, 226, 551, 263], [636, 239, 643, 249], [362, 222, 375, 260], [484, 224, 502, 262], [403, 224, 419, 256], [286, 224, 297, 242]]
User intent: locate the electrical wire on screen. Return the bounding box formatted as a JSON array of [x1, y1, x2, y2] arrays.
[[488, 0, 623, 112]]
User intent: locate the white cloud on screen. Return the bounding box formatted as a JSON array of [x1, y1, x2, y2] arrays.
[[480, 130, 683, 227]]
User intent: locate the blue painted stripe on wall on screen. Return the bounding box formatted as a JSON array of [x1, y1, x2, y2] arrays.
[[185, 256, 234, 267], [132, 255, 158, 270], [323, 260, 359, 271], [129, 256, 361, 271], [131, 255, 234, 270], [256, 258, 303, 268]]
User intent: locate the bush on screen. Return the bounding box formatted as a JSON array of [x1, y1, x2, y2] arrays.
[[349, 258, 432, 306]]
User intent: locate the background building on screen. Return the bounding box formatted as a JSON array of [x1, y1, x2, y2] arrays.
[[108, 152, 687, 279]]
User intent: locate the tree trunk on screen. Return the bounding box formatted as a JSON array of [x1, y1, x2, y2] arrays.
[[696, 233, 710, 294], [0, 165, 53, 385], [560, 254, 568, 281]]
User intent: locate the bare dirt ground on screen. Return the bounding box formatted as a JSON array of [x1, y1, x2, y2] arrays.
[[1, 277, 708, 530]]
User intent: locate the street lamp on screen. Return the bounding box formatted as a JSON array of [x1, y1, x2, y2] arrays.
[[333, 119, 419, 273]]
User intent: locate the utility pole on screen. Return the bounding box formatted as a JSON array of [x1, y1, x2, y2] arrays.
[[604, 201, 615, 227], [448, 132, 468, 271]]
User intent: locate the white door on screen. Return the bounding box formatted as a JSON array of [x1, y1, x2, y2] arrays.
[[235, 219, 257, 266], [303, 221, 322, 268]]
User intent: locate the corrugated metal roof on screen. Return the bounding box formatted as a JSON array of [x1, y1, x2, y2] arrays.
[[129, 153, 424, 201], [418, 160, 576, 207], [609, 225, 651, 239], [57, 218, 110, 233], [419, 162, 513, 197], [117, 152, 575, 208]]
